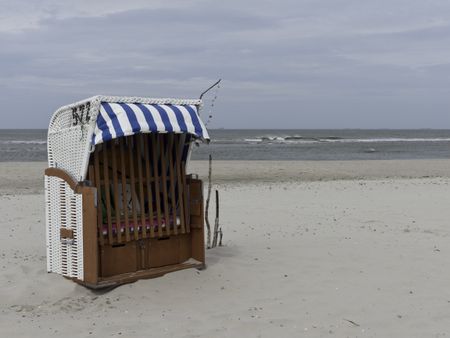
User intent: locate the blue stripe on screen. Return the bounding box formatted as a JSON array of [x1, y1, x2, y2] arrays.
[[134, 103, 158, 132], [101, 102, 124, 138], [118, 103, 141, 134], [184, 105, 203, 137], [95, 102, 208, 145], [95, 111, 112, 143], [152, 104, 173, 132], [167, 105, 188, 133]]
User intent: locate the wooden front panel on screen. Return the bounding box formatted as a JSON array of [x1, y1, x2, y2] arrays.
[[80, 186, 98, 284], [189, 179, 204, 229], [100, 242, 137, 277], [146, 234, 192, 269], [188, 179, 205, 263]]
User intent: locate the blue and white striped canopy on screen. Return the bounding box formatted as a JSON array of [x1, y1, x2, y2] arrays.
[[92, 102, 209, 145]]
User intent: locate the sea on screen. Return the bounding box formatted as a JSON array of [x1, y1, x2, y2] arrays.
[[1, 129, 450, 161]]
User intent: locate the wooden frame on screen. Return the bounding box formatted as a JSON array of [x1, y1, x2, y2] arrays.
[[45, 132, 205, 288]]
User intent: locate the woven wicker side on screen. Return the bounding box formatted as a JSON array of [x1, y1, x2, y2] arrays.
[[47, 97, 100, 183], [45, 174, 84, 280], [48, 126, 90, 183]]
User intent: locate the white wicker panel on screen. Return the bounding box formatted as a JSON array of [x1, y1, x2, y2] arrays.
[[48, 126, 88, 182], [48, 97, 97, 133], [45, 175, 84, 280], [46, 175, 61, 274], [48, 97, 99, 182], [75, 196, 84, 281], [99, 96, 201, 106], [44, 176, 52, 272]]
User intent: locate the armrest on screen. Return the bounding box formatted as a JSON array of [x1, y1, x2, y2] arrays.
[[45, 167, 78, 190], [45, 167, 93, 194]]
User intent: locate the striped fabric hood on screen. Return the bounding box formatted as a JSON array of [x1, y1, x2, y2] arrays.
[[92, 102, 209, 145]]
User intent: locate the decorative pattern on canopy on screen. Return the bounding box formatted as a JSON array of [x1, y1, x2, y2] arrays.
[[92, 102, 210, 145]]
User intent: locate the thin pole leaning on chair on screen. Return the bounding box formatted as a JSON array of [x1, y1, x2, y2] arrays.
[[204, 154, 212, 248], [212, 189, 220, 248], [199, 79, 222, 100]]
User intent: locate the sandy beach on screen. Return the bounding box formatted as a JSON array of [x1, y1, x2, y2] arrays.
[[2, 160, 450, 337]]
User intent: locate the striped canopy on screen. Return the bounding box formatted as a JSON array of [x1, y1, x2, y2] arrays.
[[92, 102, 209, 145]]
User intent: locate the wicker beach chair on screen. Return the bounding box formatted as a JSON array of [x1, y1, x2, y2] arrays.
[[45, 96, 209, 288]]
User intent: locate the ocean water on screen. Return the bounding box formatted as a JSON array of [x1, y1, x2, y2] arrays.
[[1, 129, 450, 161]]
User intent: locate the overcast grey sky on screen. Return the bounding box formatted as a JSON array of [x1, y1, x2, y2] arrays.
[[2, 0, 450, 128]]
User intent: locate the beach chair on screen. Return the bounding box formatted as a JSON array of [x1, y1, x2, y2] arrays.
[[45, 96, 209, 288]]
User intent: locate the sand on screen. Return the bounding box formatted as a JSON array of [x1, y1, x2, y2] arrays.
[[3, 159, 450, 194], [1, 160, 450, 337]]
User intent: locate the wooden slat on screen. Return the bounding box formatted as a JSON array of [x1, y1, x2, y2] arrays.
[[136, 134, 147, 239], [175, 135, 186, 234], [80, 186, 99, 285], [45, 167, 78, 190], [102, 142, 114, 245], [151, 134, 163, 237], [96, 259, 204, 287], [94, 147, 104, 246], [181, 162, 190, 233], [159, 134, 171, 236], [88, 165, 95, 187], [119, 138, 130, 242], [168, 134, 178, 235], [128, 136, 139, 240], [143, 134, 155, 238], [111, 141, 122, 243]]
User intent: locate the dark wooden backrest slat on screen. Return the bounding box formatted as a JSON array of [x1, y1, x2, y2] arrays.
[[143, 134, 155, 238], [111, 141, 122, 243], [168, 134, 178, 235], [127, 136, 139, 241], [119, 138, 130, 242], [152, 134, 163, 237], [102, 143, 114, 245], [136, 134, 147, 239], [94, 147, 104, 245]]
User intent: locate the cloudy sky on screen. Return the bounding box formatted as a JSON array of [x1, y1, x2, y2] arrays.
[[2, 0, 450, 128]]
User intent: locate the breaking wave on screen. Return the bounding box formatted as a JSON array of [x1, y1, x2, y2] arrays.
[[239, 136, 450, 144]]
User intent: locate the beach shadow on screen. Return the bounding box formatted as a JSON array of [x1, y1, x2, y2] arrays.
[[205, 245, 239, 266], [88, 285, 120, 294]]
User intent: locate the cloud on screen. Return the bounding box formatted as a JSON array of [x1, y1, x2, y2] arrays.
[[0, 0, 202, 33], [2, 0, 450, 128]]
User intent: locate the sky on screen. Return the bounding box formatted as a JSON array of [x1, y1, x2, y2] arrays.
[[2, 0, 450, 129]]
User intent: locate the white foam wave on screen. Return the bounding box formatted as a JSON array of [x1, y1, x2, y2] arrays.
[[327, 138, 450, 143], [241, 136, 450, 144]]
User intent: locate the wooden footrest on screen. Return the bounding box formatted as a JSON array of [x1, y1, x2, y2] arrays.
[[78, 259, 204, 289]]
